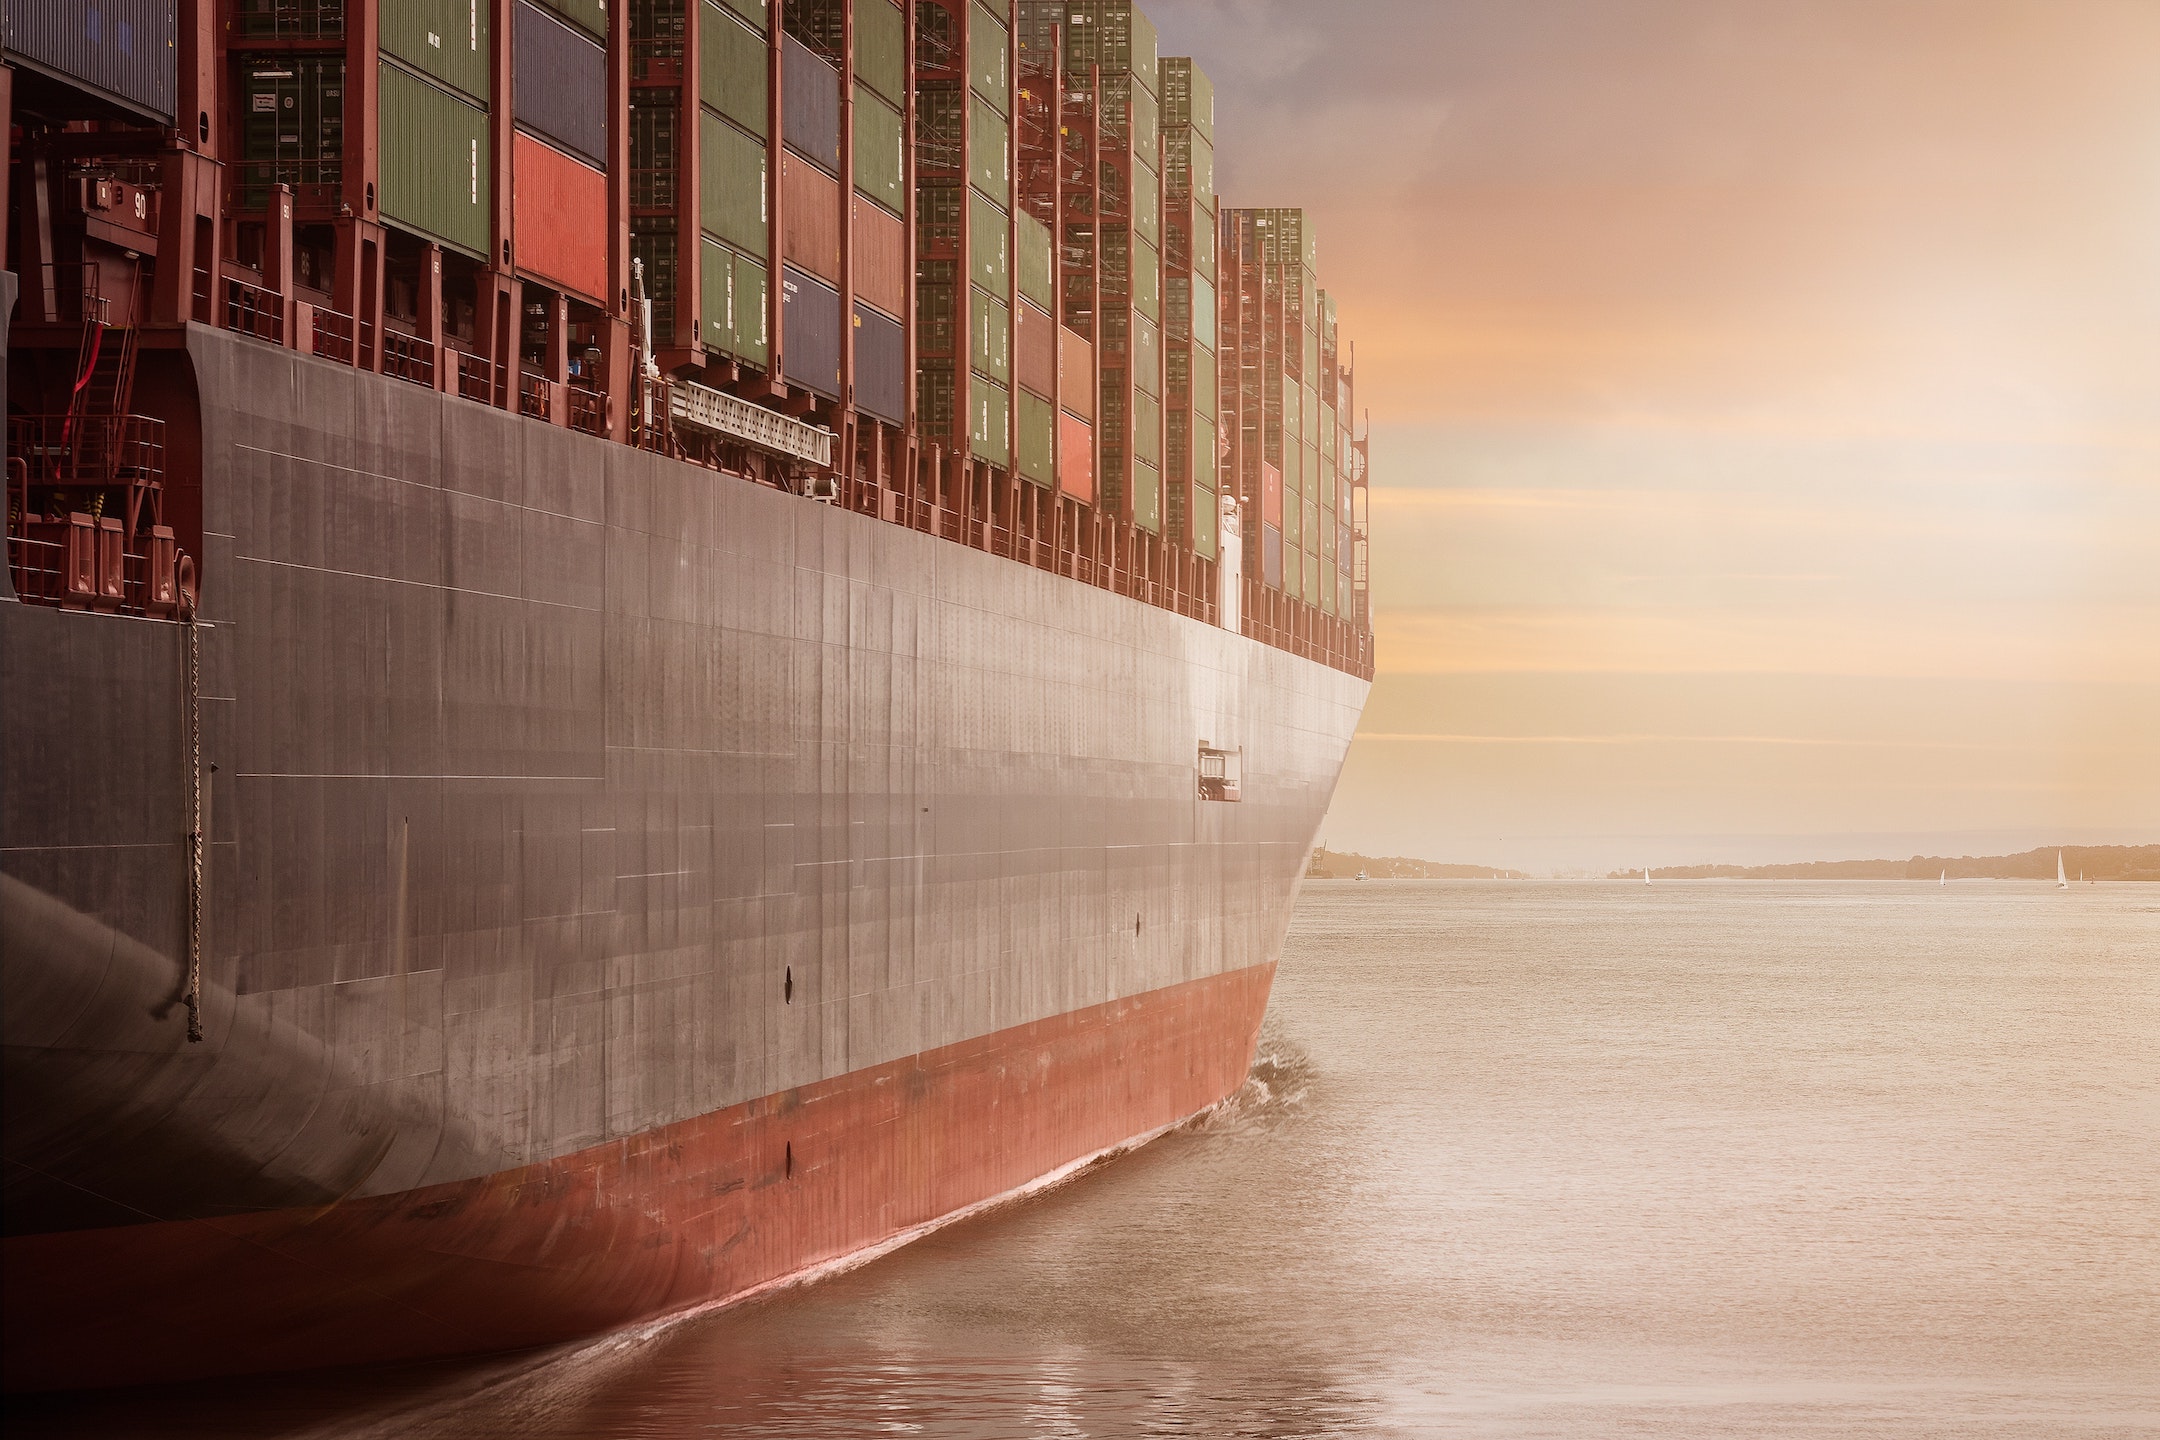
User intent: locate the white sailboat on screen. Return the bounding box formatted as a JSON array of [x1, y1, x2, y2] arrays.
[[2056, 850, 2069, 889], [1644, 866, 1652, 885], [1940, 870, 1946, 886]]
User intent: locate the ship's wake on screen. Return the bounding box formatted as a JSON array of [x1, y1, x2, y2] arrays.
[[1186, 1025, 1318, 1139]]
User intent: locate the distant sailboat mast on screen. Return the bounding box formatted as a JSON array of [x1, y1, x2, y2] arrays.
[[2056, 850, 2069, 889]]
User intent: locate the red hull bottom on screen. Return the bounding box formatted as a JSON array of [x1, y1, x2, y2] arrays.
[[4, 964, 1274, 1392]]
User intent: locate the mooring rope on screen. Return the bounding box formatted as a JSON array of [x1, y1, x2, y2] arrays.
[[182, 606, 205, 1043]]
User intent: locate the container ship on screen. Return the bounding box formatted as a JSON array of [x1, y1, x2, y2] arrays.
[[1, 0, 1372, 1391]]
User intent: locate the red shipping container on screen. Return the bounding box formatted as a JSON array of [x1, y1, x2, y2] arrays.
[[1016, 298, 1055, 399], [1058, 410, 1094, 503], [1261, 460, 1282, 528], [851, 196, 906, 319], [1058, 325, 1094, 420], [513, 132, 609, 302], [782, 152, 842, 285]]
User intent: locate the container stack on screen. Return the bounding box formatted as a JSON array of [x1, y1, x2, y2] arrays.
[[3, 0, 1370, 673], [1159, 56, 1216, 563], [685, 0, 772, 370], [1016, 0, 1101, 514], [1220, 205, 1358, 644], [1058, 0, 1163, 536], [913, 0, 1019, 485]]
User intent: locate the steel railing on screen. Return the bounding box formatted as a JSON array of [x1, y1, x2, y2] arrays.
[[382, 331, 437, 389], [567, 384, 607, 436], [9, 413, 167, 490], [456, 352, 501, 404], [224, 277, 283, 343], [309, 305, 355, 363], [518, 370, 553, 421]]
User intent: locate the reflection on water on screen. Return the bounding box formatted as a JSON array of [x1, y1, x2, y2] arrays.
[[13, 883, 2159, 1438]]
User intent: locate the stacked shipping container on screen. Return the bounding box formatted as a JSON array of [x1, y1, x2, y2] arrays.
[[1217, 204, 1361, 638], [1160, 55, 1215, 561], [4, 0, 1371, 677]]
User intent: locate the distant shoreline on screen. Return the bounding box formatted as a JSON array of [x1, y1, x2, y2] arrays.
[[1306, 874, 2158, 882], [1306, 844, 2160, 883]]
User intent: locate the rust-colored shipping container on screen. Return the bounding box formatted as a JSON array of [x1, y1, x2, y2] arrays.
[[1016, 298, 1055, 399], [851, 196, 906, 320], [513, 132, 609, 302], [1058, 325, 1094, 420], [1261, 458, 1282, 528], [782, 151, 842, 285], [1059, 409, 1095, 503]]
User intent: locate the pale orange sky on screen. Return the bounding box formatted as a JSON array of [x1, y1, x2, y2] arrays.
[[1151, 0, 2160, 869]]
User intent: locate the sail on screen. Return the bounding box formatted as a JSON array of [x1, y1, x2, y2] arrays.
[[2057, 850, 2068, 888]]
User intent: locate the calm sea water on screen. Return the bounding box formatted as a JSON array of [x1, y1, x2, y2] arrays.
[[19, 882, 2160, 1438]]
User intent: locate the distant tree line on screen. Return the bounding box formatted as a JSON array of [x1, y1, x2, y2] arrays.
[[1306, 848, 1522, 880], [1608, 844, 2160, 882]]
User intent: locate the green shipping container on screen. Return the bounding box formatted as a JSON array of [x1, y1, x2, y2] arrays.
[[1066, 1, 1156, 97], [1133, 159, 1159, 248], [702, 235, 731, 348], [968, 189, 1009, 292], [1188, 131, 1214, 210], [1129, 80, 1157, 169], [970, 376, 1010, 466], [1190, 272, 1216, 349], [531, 0, 606, 40], [1018, 388, 1055, 486], [734, 248, 769, 364], [379, 61, 489, 255], [381, 0, 489, 103], [969, 1, 1009, 115], [1132, 235, 1159, 319], [1303, 382, 1319, 447], [1163, 125, 1212, 210], [1191, 342, 1216, 420], [1191, 482, 1217, 559], [1192, 412, 1216, 492], [971, 286, 1010, 385], [857, 0, 904, 103], [1132, 313, 1158, 397], [1320, 401, 1336, 460], [1016, 210, 1054, 310], [701, 3, 769, 138], [853, 87, 903, 212], [700, 111, 769, 256], [238, 55, 344, 211], [1131, 459, 1160, 534], [969, 101, 1009, 202], [1133, 389, 1161, 465], [702, 238, 769, 365], [1161, 56, 1212, 141]]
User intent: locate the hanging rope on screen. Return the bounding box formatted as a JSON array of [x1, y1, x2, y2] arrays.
[[182, 604, 205, 1043]]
